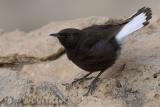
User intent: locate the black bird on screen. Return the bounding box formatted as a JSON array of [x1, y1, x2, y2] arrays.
[[50, 7, 152, 95]]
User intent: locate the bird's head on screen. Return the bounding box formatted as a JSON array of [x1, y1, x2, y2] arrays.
[[50, 28, 82, 49]]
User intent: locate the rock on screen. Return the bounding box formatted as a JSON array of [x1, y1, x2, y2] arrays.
[[0, 29, 63, 64], [78, 96, 126, 107], [0, 69, 77, 107], [147, 16, 160, 31], [0, 68, 27, 101], [20, 55, 83, 83], [0, 16, 160, 107]]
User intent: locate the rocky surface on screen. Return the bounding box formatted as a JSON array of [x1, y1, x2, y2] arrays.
[[0, 16, 160, 107]]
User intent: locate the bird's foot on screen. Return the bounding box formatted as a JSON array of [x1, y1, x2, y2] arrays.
[[64, 77, 93, 91], [72, 77, 93, 85], [83, 78, 100, 96], [72, 72, 93, 85]]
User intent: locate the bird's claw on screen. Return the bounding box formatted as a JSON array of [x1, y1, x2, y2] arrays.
[[72, 78, 84, 85], [83, 78, 99, 96], [72, 77, 93, 86]]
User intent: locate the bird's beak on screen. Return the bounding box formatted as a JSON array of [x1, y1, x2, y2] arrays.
[[50, 33, 60, 37]]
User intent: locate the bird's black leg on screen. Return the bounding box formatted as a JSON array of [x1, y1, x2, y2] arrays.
[[84, 70, 105, 96], [72, 72, 93, 85]]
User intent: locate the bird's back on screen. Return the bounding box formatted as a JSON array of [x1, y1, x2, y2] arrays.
[[82, 24, 124, 40]]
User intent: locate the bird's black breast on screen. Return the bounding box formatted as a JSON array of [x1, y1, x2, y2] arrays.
[[66, 37, 121, 72]]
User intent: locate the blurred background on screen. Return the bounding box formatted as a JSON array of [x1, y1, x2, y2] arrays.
[[0, 0, 159, 32]]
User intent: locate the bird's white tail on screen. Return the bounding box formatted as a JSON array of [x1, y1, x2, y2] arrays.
[[116, 7, 152, 42]]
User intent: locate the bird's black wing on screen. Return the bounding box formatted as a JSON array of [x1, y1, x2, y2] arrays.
[[82, 23, 125, 40], [77, 24, 123, 61], [88, 39, 119, 58]]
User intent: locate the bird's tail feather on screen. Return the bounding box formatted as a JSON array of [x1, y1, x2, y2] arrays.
[[116, 7, 152, 42]]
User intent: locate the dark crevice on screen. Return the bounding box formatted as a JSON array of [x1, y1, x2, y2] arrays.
[[0, 48, 65, 69], [40, 48, 65, 61]]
